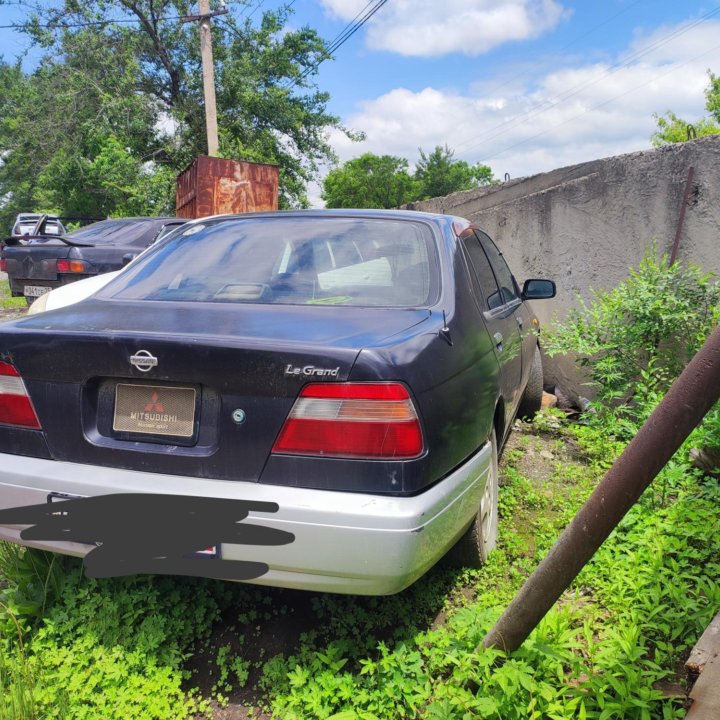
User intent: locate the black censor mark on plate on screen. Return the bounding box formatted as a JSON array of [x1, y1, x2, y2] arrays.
[[0, 494, 294, 581]]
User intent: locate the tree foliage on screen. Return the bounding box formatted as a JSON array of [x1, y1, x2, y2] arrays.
[[322, 145, 496, 209], [321, 154, 417, 209], [0, 1, 353, 229], [415, 144, 495, 200], [651, 69, 720, 146]]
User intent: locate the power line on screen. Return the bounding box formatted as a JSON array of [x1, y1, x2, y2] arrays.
[[482, 42, 720, 164], [235, 0, 265, 22], [455, 6, 720, 157], [281, 0, 388, 91], [441, 0, 647, 157], [323, 0, 376, 53], [323, 0, 388, 61]]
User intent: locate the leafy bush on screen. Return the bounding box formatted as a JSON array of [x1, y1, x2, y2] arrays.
[[544, 247, 720, 430], [0, 555, 230, 719]]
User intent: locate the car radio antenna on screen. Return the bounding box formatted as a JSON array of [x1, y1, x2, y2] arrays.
[[440, 310, 452, 346]]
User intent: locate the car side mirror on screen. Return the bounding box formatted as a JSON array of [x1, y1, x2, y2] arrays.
[[521, 278, 556, 300], [122, 253, 138, 267]]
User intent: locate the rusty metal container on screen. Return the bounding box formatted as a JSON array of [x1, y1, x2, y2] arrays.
[[176, 156, 279, 219]]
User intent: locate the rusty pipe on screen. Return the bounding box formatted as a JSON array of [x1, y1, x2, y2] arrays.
[[482, 323, 720, 653]]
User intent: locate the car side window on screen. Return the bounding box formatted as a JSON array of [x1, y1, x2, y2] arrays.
[[461, 235, 503, 310], [475, 231, 519, 305]]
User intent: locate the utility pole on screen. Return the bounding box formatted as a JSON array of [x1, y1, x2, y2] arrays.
[[181, 1, 228, 157]]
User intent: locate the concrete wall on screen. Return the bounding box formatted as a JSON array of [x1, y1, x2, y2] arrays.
[[403, 135, 720, 398]]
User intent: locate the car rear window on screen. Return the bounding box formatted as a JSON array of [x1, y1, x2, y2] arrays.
[[105, 217, 439, 307], [66, 219, 154, 245]]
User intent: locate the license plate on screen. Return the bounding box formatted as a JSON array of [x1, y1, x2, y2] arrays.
[[24, 285, 51, 297], [113, 384, 196, 438]]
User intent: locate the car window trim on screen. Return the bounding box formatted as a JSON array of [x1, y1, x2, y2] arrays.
[[459, 232, 514, 313], [98, 216, 444, 309], [473, 229, 520, 306]]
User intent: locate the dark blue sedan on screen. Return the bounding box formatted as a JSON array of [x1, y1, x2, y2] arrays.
[[0, 210, 554, 594]]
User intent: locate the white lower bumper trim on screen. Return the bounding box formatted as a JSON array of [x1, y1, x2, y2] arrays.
[[0, 444, 491, 595]]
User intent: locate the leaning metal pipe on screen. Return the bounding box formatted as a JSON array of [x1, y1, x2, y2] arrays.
[[482, 323, 720, 653]]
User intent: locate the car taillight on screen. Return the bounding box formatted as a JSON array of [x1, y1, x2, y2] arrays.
[[0, 361, 41, 429], [56, 259, 86, 273], [273, 382, 423, 459], [0, 258, 5, 272]]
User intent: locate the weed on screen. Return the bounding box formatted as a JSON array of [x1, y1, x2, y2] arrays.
[[0, 279, 25, 310]]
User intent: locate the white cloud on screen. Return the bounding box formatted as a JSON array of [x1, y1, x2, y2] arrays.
[[319, 0, 569, 57], [325, 20, 720, 188]]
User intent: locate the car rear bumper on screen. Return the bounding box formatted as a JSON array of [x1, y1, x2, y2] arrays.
[[8, 276, 93, 297], [0, 444, 490, 595]]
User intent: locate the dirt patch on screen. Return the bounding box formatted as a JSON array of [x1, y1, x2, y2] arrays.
[[184, 565, 459, 718], [185, 589, 320, 717], [503, 420, 585, 485], [0, 307, 27, 322]]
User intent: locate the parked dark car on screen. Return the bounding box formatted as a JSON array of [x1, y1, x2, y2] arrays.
[[0, 210, 555, 594], [1, 217, 186, 304]]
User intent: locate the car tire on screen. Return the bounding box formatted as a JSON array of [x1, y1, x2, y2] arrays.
[[443, 430, 499, 568], [517, 345, 543, 420], [24, 296, 36, 306]]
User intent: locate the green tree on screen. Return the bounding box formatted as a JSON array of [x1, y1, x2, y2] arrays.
[[651, 70, 720, 146], [414, 144, 496, 199], [0, 51, 158, 228], [322, 153, 417, 208], [0, 27, 167, 227], [705, 70, 720, 121], [0, 1, 354, 226]]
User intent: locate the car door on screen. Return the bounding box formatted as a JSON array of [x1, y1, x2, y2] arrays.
[[475, 230, 535, 383], [460, 231, 523, 434]]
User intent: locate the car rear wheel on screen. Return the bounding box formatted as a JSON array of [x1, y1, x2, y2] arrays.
[[517, 345, 543, 420], [443, 430, 499, 568]]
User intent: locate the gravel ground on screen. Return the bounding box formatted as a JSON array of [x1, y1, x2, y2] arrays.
[[0, 307, 27, 322]]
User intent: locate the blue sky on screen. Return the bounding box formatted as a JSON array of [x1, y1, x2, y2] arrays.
[[2, 0, 720, 200]]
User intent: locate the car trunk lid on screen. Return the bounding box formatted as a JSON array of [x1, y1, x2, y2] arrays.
[[3, 244, 72, 282], [0, 301, 430, 482]]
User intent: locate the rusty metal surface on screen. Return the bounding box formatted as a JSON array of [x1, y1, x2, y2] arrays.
[[687, 644, 720, 720], [481, 323, 720, 654], [176, 156, 279, 219], [687, 611, 720, 680], [670, 165, 695, 265]]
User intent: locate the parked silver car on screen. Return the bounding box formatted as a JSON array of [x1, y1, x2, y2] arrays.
[[11, 213, 66, 238]]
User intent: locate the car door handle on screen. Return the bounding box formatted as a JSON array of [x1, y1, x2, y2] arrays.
[[493, 332, 503, 351]]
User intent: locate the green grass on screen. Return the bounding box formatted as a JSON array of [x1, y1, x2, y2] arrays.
[[0, 279, 25, 309], [1, 414, 717, 719]]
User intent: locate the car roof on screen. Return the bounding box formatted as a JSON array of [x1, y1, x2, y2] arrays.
[[16, 213, 61, 220], [64, 217, 184, 242], [187, 208, 465, 227]]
